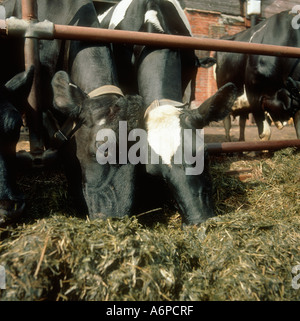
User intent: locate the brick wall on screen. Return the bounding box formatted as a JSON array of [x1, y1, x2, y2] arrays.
[[184, 9, 247, 106]]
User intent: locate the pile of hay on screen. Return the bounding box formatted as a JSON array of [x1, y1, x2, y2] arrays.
[[0, 148, 299, 301]]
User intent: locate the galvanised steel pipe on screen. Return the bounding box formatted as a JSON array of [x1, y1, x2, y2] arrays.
[[207, 139, 300, 154], [22, 0, 37, 21], [52, 24, 300, 58], [2, 19, 300, 58], [22, 0, 44, 155]]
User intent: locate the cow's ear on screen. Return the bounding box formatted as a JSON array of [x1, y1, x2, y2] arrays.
[[182, 82, 237, 129], [4, 65, 34, 100], [51, 71, 86, 118]]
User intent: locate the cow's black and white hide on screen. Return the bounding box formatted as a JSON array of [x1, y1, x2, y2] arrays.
[[1, 0, 146, 221], [215, 10, 300, 140], [51, 71, 146, 219], [98, 0, 199, 104], [0, 67, 34, 225], [98, 0, 238, 225], [52, 70, 237, 225], [246, 11, 300, 139], [214, 23, 271, 141]]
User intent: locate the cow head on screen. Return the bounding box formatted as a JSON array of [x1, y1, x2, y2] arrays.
[[52, 72, 236, 225], [144, 83, 237, 225], [0, 66, 34, 225], [260, 78, 300, 126], [51, 71, 144, 219], [261, 90, 288, 127]]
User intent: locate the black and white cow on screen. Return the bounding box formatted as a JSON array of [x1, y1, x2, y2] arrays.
[[1, 0, 235, 225], [215, 10, 300, 141], [246, 10, 300, 139], [215, 21, 271, 141], [0, 67, 34, 225], [98, 0, 237, 224], [51, 71, 145, 219], [1, 0, 145, 221]]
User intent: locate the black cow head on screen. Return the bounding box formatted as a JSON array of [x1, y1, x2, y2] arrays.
[[261, 78, 300, 125], [52, 71, 236, 225], [143, 83, 237, 225], [0, 66, 34, 225], [51, 71, 144, 219]]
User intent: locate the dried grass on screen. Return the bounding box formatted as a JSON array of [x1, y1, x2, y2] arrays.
[[0, 148, 299, 301]]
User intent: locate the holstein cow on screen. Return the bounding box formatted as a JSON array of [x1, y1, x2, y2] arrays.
[[98, 0, 237, 225], [245, 10, 300, 139], [1, 0, 144, 221], [0, 67, 34, 225], [216, 10, 300, 141], [215, 20, 271, 141]]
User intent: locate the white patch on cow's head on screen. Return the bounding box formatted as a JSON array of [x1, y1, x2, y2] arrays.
[[146, 105, 182, 165], [144, 10, 164, 33]]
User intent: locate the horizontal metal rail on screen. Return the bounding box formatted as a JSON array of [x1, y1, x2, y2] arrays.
[[54, 25, 300, 57], [1, 4, 299, 158], [1, 18, 300, 58], [207, 139, 300, 154]]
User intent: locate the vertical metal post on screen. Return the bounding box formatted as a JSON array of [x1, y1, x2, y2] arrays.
[[22, 0, 44, 155], [250, 15, 257, 27]]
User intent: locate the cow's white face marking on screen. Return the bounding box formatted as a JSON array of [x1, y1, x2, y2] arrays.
[[146, 105, 182, 165], [144, 10, 164, 33]]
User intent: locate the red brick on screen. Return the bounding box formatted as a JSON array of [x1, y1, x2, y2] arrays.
[[185, 9, 246, 104]]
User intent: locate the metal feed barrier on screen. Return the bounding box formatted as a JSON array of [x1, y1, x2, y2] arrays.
[[0, 0, 299, 167]]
